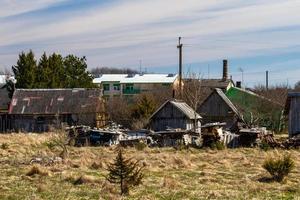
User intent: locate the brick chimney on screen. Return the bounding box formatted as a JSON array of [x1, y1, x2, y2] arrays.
[[222, 59, 228, 80]]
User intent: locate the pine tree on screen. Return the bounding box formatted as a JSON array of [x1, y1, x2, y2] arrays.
[[48, 53, 65, 88], [132, 94, 156, 119], [106, 148, 144, 195], [12, 50, 95, 89], [12, 50, 37, 89], [36, 52, 49, 88], [1, 78, 15, 98], [64, 55, 94, 88]]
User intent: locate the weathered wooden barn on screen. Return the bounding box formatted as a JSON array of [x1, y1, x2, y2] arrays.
[[149, 99, 201, 132], [8, 88, 107, 132], [198, 87, 284, 132], [198, 88, 243, 131], [0, 88, 11, 132], [285, 92, 300, 137]]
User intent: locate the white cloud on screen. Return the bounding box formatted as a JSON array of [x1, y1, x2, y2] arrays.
[[0, 0, 66, 18], [1, 0, 300, 81]]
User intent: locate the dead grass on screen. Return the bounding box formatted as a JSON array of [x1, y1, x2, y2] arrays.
[[0, 133, 300, 199], [26, 165, 49, 177]]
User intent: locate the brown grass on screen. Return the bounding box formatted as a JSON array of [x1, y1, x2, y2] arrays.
[[0, 133, 299, 199], [26, 165, 49, 176]]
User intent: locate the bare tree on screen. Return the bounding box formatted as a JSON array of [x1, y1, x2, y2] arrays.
[[182, 72, 203, 133], [253, 84, 289, 107], [90, 67, 139, 76]]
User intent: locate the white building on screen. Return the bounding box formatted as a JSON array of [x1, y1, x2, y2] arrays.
[[93, 74, 178, 97]]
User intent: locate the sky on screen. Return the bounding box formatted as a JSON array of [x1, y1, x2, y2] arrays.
[[1, 0, 300, 87]]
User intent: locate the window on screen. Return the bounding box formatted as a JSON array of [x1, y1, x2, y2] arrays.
[[125, 84, 134, 90], [103, 84, 110, 91], [113, 84, 120, 91]]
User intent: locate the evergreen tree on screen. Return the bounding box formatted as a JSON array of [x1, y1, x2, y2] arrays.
[[64, 55, 94, 88], [12, 50, 37, 88], [132, 95, 157, 119], [12, 50, 95, 89], [1, 78, 15, 98], [48, 53, 65, 88], [106, 148, 144, 195], [36, 52, 49, 88]]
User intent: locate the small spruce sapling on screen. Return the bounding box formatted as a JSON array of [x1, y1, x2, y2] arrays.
[[106, 148, 144, 195]]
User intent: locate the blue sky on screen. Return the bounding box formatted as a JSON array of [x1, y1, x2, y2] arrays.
[[1, 0, 300, 87]]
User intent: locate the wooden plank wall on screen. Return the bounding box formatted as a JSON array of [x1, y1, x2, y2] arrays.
[[289, 97, 300, 137], [150, 102, 191, 131]]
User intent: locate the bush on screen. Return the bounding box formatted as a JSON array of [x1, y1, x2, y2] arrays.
[[210, 141, 225, 150], [259, 140, 271, 151], [26, 165, 49, 176], [1, 143, 9, 150], [135, 141, 147, 151], [262, 154, 295, 182]]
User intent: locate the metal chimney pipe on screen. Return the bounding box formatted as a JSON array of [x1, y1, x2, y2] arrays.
[[222, 59, 228, 80]]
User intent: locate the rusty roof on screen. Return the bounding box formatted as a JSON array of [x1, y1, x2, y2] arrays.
[[9, 88, 103, 115]]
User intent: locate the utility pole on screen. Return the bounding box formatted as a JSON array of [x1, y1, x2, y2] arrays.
[[239, 67, 244, 88], [139, 60, 142, 74], [208, 64, 210, 79], [266, 70, 269, 90], [177, 37, 183, 99]]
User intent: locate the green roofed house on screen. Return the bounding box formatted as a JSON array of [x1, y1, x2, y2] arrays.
[[198, 87, 284, 132]]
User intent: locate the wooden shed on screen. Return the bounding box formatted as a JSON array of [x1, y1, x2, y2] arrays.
[[0, 88, 11, 132], [198, 88, 243, 130], [285, 92, 300, 137], [8, 88, 107, 132], [149, 99, 201, 133]]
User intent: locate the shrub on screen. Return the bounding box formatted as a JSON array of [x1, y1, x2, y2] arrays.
[[106, 148, 144, 195], [48, 132, 69, 159], [262, 154, 295, 182], [259, 140, 271, 151], [44, 141, 56, 150], [135, 141, 147, 151], [210, 141, 225, 150], [1, 143, 9, 150], [26, 165, 49, 176]]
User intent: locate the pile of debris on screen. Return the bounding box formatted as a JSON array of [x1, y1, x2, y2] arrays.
[[282, 135, 300, 149], [66, 124, 126, 147], [238, 127, 284, 148], [201, 123, 239, 148]]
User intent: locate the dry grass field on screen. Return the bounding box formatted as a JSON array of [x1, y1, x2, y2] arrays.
[[0, 133, 300, 200]]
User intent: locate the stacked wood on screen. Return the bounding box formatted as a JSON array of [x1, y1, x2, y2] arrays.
[[259, 133, 283, 148]]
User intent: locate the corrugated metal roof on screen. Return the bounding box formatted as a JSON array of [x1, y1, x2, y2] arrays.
[[200, 79, 233, 89], [93, 74, 128, 83], [9, 88, 103, 115], [150, 99, 202, 120], [170, 100, 202, 119], [93, 74, 178, 84]]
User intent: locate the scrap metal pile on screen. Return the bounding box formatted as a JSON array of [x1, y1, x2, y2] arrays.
[[65, 122, 300, 149]]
